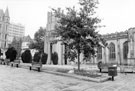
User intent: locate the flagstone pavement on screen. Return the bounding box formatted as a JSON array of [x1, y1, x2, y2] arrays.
[[0, 65, 135, 91]]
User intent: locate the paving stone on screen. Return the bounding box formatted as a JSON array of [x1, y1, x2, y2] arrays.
[[2, 64, 135, 91]]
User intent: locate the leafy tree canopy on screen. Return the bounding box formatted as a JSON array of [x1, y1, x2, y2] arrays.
[[10, 37, 22, 59], [52, 0, 106, 60], [29, 27, 45, 52]]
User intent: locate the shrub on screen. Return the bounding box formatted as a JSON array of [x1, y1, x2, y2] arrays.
[[5, 47, 12, 59], [33, 52, 40, 62], [41, 53, 48, 64], [0, 49, 3, 57], [33, 52, 48, 64], [21, 49, 32, 63], [5, 47, 17, 62], [52, 52, 58, 65]]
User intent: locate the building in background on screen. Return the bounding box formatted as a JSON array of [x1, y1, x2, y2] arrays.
[[96, 28, 135, 65], [44, 12, 65, 65], [44, 12, 82, 65], [0, 7, 26, 59], [7, 22, 25, 44], [21, 35, 36, 57], [21, 35, 33, 50], [0, 7, 25, 50], [0, 7, 10, 49], [45, 11, 135, 66]]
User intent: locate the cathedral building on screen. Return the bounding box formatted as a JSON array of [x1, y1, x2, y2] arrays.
[[44, 11, 135, 65]]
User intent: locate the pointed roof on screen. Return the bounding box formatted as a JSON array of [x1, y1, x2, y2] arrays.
[[5, 7, 9, 17], [22, 35, 33, 42]]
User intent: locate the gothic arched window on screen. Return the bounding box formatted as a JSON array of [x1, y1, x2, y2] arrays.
[[109, 43, 116, 59], [97, 46, 102, 59], [123, 41, 128, 59]]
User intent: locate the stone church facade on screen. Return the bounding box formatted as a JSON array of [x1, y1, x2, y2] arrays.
[[44, 12, 135, 65], [44, 12, 65, 65], [97, 28, 134, 65]]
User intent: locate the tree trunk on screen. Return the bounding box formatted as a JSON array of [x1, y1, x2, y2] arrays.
[[78, 49, 80, 71], [50, 43, 52, 64], [65, 44, 67, 65]]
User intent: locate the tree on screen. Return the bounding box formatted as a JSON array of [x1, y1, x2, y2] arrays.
[[33, 51, 48, 64], [52, 0, 106, 70], [10, 37, 22, 59], [29, 27, 45, 52]]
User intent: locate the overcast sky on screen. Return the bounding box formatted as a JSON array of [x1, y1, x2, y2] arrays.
[[0, 0, 135, 38]]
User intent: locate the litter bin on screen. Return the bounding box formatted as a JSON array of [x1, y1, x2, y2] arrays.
[[108, 65, 117, 81]]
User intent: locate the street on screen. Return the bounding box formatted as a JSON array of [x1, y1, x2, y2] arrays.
[[0, 65, 135, 91]]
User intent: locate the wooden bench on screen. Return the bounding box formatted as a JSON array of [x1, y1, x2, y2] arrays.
[[0, 58, 4, 64], [3, 59, 10, 65], [120, 65, 135, 73], [29, 62, 42, 72], [98, 63, 116, 73], [11, 60, 20, 68]]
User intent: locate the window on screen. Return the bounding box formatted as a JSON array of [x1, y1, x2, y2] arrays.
[[123, 41, 128, 59], [109, 43, 116, 59], [97, 47, 102, 59]]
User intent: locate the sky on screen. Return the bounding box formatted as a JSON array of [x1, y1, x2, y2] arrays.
[[0, 0, 135, 38]]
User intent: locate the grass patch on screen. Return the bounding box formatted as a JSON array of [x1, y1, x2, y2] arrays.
[[45, 67, 102, 78], [56, 69, 70, 73], [56, 68, 102, 78], [74, 69, 101, 78]]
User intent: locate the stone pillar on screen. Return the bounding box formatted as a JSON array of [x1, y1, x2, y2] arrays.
[[61, 44, 65, 65], [106, 47, 109, 64], [127, 29, 135, 65], [44, 35, 48, 54], [103, 47, 107, 64], [44, 33, 52, 64], [46, 42, 51, 64]]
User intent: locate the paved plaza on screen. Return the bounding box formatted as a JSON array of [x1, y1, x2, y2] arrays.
[[0, 65, 135, 91]]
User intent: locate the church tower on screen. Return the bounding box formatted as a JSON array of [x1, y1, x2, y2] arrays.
[[0, 7, 10, 49], [4, 7, 10, 23], [3, 7, 10, 49]]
